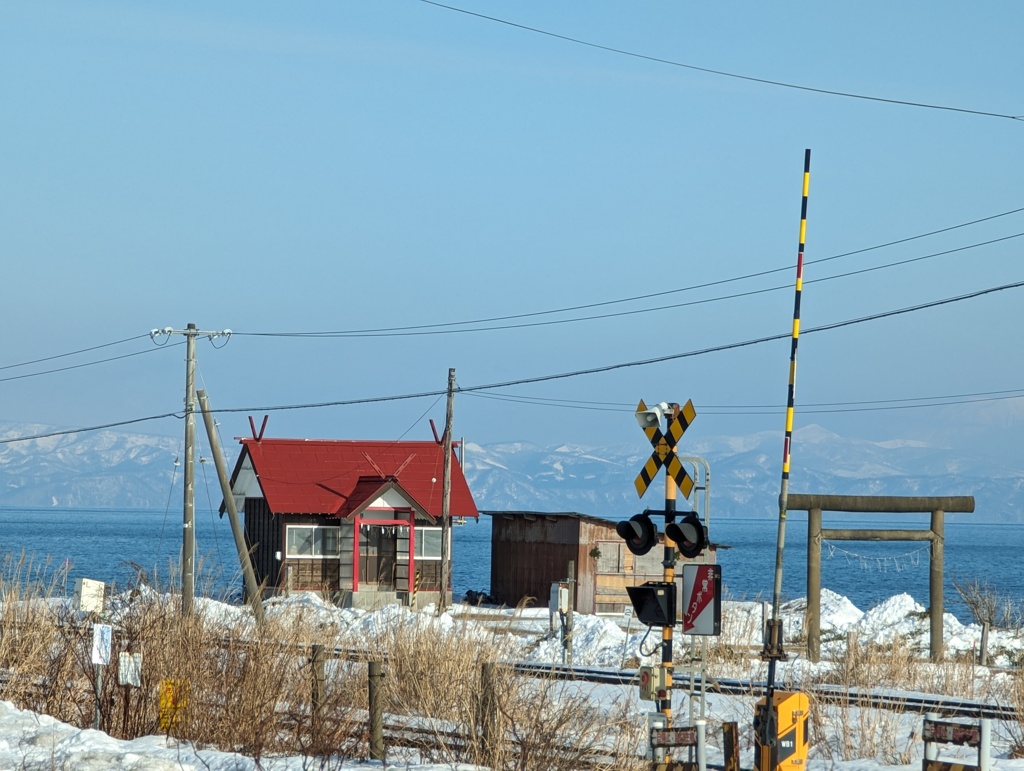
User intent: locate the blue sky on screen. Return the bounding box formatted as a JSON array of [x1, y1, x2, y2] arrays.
[[2, 1, 1022, 462]]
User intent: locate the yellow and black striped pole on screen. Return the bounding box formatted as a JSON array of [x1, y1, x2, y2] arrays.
[[660, 409, 679, 723], [764, 148, 811, 687]]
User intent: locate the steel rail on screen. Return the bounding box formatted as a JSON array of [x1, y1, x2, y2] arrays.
[[508, 662, 1021, 721]]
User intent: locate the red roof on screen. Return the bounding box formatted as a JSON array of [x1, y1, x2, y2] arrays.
[[232, 438, 479, 519]]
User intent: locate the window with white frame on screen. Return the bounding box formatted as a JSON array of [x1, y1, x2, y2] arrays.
[[286, 525, 341, 558], [415, 527, 442, 560]]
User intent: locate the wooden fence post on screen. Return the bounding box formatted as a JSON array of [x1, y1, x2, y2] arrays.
[[311, 645, 325, 715], [368, 660, 384, 761], [481, 661, 497, 761]]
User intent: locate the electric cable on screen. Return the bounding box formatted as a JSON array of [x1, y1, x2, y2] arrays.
[[418, 0, 1023, 122], [2, 278, 1021, 444], [0, 334, 152, 371], [2, 207, 1020, 374], [235, 229, 1024, 338], [0, 343, 183, 384]]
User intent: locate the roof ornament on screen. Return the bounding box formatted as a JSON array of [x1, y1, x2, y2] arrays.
[[362, 453, 387, 478], [248, 415, 269, 442]]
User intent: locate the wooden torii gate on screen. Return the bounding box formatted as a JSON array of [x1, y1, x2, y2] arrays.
[[787, 494, 975, 662]]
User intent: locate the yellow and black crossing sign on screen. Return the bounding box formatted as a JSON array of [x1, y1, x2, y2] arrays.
[[634, 399, 696, 499]]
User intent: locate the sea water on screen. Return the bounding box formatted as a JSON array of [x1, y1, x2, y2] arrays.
[[0, 508, 1016, 624]]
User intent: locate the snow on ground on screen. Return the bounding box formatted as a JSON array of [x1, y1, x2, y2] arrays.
[[3, 588, 1024, 770]]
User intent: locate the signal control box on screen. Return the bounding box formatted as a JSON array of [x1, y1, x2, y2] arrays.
[[754, 690, 809, 771], [638, 665, 668, 702]]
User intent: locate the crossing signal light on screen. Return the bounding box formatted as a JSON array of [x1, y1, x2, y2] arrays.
[[616, 513, 659, 556], [665, 512, 707, 559], [626, 581, 677, 627]]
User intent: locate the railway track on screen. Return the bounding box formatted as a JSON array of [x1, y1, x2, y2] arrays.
[[509, 661, 1021, 722]]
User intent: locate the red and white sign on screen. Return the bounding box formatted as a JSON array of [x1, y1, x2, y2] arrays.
[[680, 564, 722, 635]]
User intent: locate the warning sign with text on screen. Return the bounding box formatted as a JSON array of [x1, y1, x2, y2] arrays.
[[680, 564, 722, 635]]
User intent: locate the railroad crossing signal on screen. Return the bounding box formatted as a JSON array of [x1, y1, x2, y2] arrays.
[[634, 399, 696, 498]]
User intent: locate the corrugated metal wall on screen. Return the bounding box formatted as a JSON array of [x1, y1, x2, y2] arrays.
[[489, 514, 583, 610]]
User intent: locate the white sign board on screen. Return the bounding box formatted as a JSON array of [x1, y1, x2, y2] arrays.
[[119, 652, 143, 687], [679, 564, 722, 635], [92, 624, 112, 666], [74, 578, 106, 615]]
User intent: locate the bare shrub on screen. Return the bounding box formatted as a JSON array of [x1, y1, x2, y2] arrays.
[[369, 611, 645, 770], [806, 689, 915, 765], [1001, 667, 1024, 757], [490, 673, 646, 771], [954, 577, 1024, 631]]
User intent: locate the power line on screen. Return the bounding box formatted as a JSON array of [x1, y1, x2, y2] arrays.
[[466, 386, 1024, 416], [446, 281, 1024, 392], [4, 206, 1020, 376], [234, 230, 1024, 339], [192, 278, 1024, 410], [418, 0, 1024, 122], [0, 343, 183, 384], [0, 334, 152, 371], [3, 278, 1021, 444], [0, 413, 183, 445]]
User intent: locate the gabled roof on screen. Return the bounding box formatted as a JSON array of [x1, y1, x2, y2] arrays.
[[337, 476, 436, 522], [229, 437, 479, 519]]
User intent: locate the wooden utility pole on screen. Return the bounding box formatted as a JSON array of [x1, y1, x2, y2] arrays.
[[182, 323, 197, 617], [196, 389, 264, 625], [150, 324, 232, 618], [438, 367, 455, 613]]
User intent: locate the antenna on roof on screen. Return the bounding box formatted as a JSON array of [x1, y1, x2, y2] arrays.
[[248, 415, 269, 441]]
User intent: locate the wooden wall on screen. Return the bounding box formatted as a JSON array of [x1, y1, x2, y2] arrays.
[[489, 514, 583, 610], [489, 513, 716, 614]]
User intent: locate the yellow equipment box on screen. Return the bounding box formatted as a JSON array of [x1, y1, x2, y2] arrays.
[[754, 690, 809, 771]]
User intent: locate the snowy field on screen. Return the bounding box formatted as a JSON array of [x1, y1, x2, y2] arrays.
[[2, 588, 1024, 770]]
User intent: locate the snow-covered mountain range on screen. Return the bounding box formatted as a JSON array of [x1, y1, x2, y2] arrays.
[[462, 424, 1024, 522], [1, 422, 1021, 521]]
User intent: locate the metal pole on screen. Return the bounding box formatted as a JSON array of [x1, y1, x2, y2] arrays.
[[980, 717, 991, 771], [696, 719, 707, 771], [438, 368, 455, 613], [759, 150, 811, 771], [182, 323, 197, 616], [196, 389, 264, 624], [566, 560, 575, 666], [660, 404, 680, 724], [94, 663, 102, 730]]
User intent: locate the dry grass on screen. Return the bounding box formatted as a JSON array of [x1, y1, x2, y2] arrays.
[[3, 559, 1022, 769], [0, 569, 648, 769]]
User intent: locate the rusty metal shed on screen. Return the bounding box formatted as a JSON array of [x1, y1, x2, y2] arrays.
[[485, 511, 716, 615]]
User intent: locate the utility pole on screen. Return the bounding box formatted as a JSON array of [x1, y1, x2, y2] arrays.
[[438, 367, 455, 614], [182, 325, 197, 617], [196, 389, 264, 625], [151, 324, 232, 617]]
